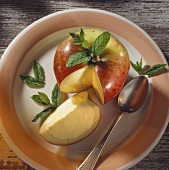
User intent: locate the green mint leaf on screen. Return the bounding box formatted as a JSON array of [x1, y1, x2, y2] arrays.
[[66, 52, 91, 67], [90, 31, 110, 56], [20, 61, 45, 87], [130, 58, 143, 75], [20, 75, 44, 87], [69, 32, 77, 38], [70, 32, 83, 45], [82, 40, 90, 49], [52, 83, 61, 108], [131, 58, 167, 76], [143, 64, 167, 76], [138, 58, 142, 68], [69, 32, 80, 39], [80, 28, 84, 37], [70, 28, 89, 49], [32, 106, 55, 122], [32, 92, 50, 105], [20, 74, 35, 82], [32, 61, 45, 83]]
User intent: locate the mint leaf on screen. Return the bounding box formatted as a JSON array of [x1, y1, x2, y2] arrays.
[[67, 29, 111, 67], [33, 60, 44, 83], [130, 58, 143, 75], [131, 58, 167, 76], [20, 75, 35, 83], [91, 31, 110, 56], [66, 52, 91, 67], [138, 58, 142, 69], [82, 40, 90, 49], [52, 83, 61, 108], [20, 75, 44, 87], [80, 28, 84, 37], [20, 61, 45, 87], [70, 28, 89, 49], [32, 92, 50, 105], [31, 83, 61, 122], [70, 32, 82, 45], [70, 29, 84, 45], [32, 106, 55, 122], [143, 64, 167, 76]]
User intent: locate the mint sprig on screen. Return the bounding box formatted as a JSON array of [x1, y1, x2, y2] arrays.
[[52, 83, 61, 108], [32, 92, 51, 105], [91, 31, 110, 56], [32, 106, 56, 122], [67, 28, 111, 67], [66, 52, 91, 67], [20, 75, 43, 87], [33, 60, 44, 83], [69, 28, 89, 49], [130, 58, 166, 76], [20, 60, 61, 122], [130, 58, 143, 75], [143, 64, 167, 75], [20, 61, 45, 87], [32, 83, 61, 122]]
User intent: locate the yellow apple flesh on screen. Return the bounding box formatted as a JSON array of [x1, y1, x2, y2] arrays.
[[60, 66, 93, 93], [54, 29, 130, 104], [39, 91, 100, 145]]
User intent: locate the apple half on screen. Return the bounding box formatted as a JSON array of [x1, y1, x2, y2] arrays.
[[39, 91, 100, 145], [54, 29, 130, 104]]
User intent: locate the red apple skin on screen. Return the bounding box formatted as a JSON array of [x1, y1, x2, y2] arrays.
[[54, 29, 130, 104], [54, 37, 84, 85], [95, 54, 130, 104]]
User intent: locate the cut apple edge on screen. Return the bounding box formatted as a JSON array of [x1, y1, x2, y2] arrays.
[[60, 65, 104, 104], [92, 69, 104, 104], [39, 91, 101, 145], [60, 66, 94, 93]]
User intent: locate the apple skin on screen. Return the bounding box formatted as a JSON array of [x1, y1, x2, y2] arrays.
[[94, 46, 130, 103], [54, 37, 84, 85], [54, 29, 130, 104]]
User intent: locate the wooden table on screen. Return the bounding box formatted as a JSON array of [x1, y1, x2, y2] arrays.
[[0, 1, 168, 169]]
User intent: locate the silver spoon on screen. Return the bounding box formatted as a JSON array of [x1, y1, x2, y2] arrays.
[[77, 76, 149, 170]]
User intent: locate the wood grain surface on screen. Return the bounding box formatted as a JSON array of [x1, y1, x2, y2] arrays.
[[0, 0, 168, 169]]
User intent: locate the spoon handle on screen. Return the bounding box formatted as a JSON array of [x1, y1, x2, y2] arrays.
[[77, 112, 125, 170]]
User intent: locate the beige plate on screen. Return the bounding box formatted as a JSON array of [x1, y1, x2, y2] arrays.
[[0, 8, 169, 170]]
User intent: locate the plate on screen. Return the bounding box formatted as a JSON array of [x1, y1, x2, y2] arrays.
[[0, 8, 169, 170]]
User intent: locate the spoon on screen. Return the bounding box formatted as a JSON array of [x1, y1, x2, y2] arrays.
[[77, 76, 149, 170]]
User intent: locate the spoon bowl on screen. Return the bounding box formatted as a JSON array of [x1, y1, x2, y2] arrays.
[[118, 76, 149, 113], [77, 76, 149, 170]]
